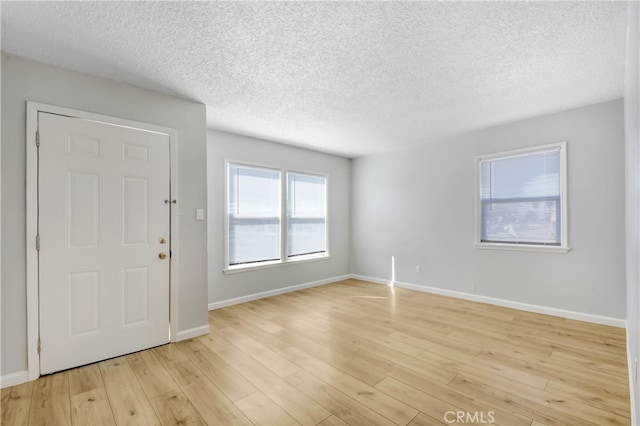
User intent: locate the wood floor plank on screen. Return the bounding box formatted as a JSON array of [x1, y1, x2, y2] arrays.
[[180, 377, 252, 425], [215, 344, 331, 425], [318, 415, 350, 426], [349, 345, 458, 386], [275, 327, 388, 386], [150, 344, 213, 391], [281, 346, 419, 425], [70, 388, 116, 425], [451, 366, 630, 425], [476, 349, 628, 395], [416, 345, 549, 389], [127, 349, 179, 399], [285, 369, 395, 426], [99, 357, 160, 425], [448, 374, 603, 426], [148, 389, 205, 426], [407, 412, 446, 426], [549, 348, 629, 378], [545, 379, 630, 417], [209, 311, 292, 353], [226, 303, 285, 334], [176, 339, 257, 402], [68, 364, 105, 396], [215, 326, 300, 378], [276, 325, 360, 357], [507, 329, 627, 364], [375, 377, 481, 426], [234, 391, 300, 426], [386, 330, 484, 357], [1, 380, 34, 426], [197, 330, 234, 353], [205, 314, 228, 330], [28, 372, 71, 426], [446, 328, 554, 359], [379, 360, 531, 425], [151, 342, 190, 366], [160, 359, 207, 388], [509, 315, 626, 343], [270, 312, 335, 335], [323, 315, 424, 357]]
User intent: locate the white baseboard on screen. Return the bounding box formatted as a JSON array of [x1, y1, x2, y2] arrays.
[[1, 370, 30, 389], [350, 274, 626, 328], [349, 274, 391, 286], [175, 324, 210, 342], [208, 274, 352, 311]]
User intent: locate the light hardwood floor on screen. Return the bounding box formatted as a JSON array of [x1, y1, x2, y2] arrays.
[[1, 279, 630, 425]]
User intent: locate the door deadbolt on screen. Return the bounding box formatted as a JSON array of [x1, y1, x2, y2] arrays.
[[159, 237, 167, 244]]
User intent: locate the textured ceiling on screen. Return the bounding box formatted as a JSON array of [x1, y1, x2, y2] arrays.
[[1, 1, 628, 158]]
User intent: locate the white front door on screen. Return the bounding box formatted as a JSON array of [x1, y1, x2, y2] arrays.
[[38, 112, 171, 374]]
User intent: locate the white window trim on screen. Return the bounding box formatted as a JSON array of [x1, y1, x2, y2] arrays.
[[474, 141, 570, 253], [223, 160, 329, 273]]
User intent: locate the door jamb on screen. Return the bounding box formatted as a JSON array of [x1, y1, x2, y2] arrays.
[[25, 101, 179, 381]]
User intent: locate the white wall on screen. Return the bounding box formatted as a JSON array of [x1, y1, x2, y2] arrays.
[[624, 1, 640, 422], [352, 99, 626, 319], [207, 130, 351, 304], [351, 133, 477, 291], [1, 53, 209, 376]]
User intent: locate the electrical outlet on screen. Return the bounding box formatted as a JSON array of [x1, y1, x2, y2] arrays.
[[415, 265, 421, 274]]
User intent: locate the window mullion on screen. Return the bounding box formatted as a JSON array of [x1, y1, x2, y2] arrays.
[[281, 169, 287, 262]]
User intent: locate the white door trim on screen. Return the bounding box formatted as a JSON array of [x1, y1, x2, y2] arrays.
[[25, 101, 179, 381]]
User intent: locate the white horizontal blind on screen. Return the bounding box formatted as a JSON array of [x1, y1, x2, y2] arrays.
[[480, 148, 561, 245], [228, 165, 281, 265], [287, 173, 327, 257]]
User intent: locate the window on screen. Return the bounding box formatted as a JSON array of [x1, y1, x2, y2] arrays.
[[476, 142, 568, 252], [227, 165, 281, 266], [226, 162, 328, 271], [287, 173, 327, 258]]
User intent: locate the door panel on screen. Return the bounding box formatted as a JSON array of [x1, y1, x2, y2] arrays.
[[122, 266, 150, 326], [68, 271, 101, 336], [68, 172, 101, 247], [38, 112, 170, 374], [122, 176, 150, 245]]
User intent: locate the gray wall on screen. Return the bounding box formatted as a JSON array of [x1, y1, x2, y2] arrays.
[[624, 1, 640, 422], [352, 99, 626, 319], [207, 130, 351, 304], [1, 53, 209, 376]]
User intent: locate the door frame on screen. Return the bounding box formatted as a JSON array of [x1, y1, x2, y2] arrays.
[[25, 101, 179, 380]]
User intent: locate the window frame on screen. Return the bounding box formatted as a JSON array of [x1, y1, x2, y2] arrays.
[[475, 141, 570, 253], [224, 160, 329, 273]]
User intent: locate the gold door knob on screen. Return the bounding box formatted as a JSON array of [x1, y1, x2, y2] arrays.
[[159, 252, 167, 260]]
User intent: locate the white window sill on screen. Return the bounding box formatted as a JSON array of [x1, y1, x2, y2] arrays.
[[475, 243, 570, 254], [224, 253, 330, 274]]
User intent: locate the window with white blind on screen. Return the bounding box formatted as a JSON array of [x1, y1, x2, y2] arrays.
[[287, 173, 327, 258], [227, 164, 281, 266], [476, 142, 568, 252], [226, 162, 328, 271]]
